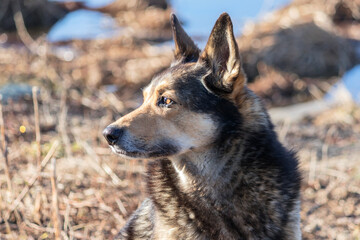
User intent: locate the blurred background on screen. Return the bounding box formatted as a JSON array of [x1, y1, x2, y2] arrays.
[[0, 0, 360, 239]]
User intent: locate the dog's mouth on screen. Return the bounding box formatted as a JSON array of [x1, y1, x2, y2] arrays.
[[110, 145, 147, 159], [110, 141, 180, 159], [103, 126, 181, 159]]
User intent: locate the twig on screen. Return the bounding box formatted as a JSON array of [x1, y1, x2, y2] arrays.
[[278, 118, 290, 143], [308, 84, 324, 100], [318, 168, 349, 181], [115, 198, 128, 216], [5, 140, 59, 220], [73, 132, 124, 187], [63, 198, 71, 232], [62, 197, 74, 239], [67, 198, 98, 209], [0, 95, 11, 192], [24, 219, 55, 233], [59, 75, 72, 158], [321, 143, 329, 171], [32, 87, 41, 167], [12, 0, 38, 54], [99, 90, 125, 114], [51, 158, 62, 240], [24, 220, 73, 240], [308, 149, 318, 184]]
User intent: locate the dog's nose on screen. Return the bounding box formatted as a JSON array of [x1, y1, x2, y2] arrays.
[[103, 126, 123, 145]]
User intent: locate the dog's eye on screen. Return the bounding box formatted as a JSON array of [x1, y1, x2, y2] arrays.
[[158, 96, 175, 108]]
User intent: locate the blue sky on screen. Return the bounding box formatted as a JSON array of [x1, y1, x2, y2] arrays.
[[171, 0, 290, 38]]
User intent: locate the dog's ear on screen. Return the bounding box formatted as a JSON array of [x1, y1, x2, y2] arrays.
[[199, 13, 246, 97], [171, 14, 200, 63]]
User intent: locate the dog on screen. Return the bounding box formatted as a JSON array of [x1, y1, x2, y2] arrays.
[[103, 13, 301, 240]]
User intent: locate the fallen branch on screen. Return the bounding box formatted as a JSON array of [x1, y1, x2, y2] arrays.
[[32, 87, 41, 167], [72, 130, 124, 187]]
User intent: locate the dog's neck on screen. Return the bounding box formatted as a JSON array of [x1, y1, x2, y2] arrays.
[[168, 140, 245, 196]]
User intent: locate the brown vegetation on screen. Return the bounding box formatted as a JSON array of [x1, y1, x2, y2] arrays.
[[241, 0, 360, 107]]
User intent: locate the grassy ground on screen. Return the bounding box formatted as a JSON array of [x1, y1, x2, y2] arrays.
[[0, 81, 359, 239], [280, 105, 360, 239]]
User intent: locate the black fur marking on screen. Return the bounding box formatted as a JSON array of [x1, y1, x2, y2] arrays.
[[171, 13, 200, 63], [147, 140, 180, 158], [235, 127, 301, 239], [170, 64, 243, 145]]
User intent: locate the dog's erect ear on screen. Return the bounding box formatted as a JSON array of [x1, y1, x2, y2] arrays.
[[200, 13, 246, 97], [171, 14, 200, 62]]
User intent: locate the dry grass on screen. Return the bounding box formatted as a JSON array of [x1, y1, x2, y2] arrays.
[[0, 89, 148, 239], [278, 105, 360, 239], [1, 78, 359, 239], [1, 0, 360, 239]]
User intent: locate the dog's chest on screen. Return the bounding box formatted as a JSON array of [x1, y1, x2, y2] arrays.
[[148, 160, 224, 239], [153, 212, 209, 240]]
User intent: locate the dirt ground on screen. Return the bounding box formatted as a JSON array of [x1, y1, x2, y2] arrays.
[[279, 105, 360, 239], [1, 0, 360, 239]]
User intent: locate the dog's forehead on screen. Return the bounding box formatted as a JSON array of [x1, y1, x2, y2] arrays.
[[143, 74, 168, 97], [144, 63, 204, 95]]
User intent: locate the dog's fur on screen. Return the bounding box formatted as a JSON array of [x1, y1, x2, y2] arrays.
[[103, 13, 301, 240]]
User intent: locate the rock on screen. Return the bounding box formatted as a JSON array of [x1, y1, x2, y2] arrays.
[[0, 0, 68, 32]]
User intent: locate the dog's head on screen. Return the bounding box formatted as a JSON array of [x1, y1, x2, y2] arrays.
[[103, 13, 264, 159]]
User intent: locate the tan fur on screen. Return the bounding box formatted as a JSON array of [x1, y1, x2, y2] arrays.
[[111, 78, 217, 156]]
